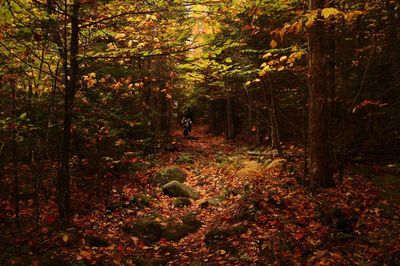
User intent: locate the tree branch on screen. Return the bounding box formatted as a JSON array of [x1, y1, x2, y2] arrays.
[[0, 40, 64, 84], [81, 44, 207, 60]]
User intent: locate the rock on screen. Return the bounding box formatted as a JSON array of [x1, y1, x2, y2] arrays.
[[200, 195, 225, 208], [175, 153, 195, 164], [131, 219, 162, 244], [105, 203, 121, 213], [132, 258, 161, 266], [265, 158, 286, 173], [162, 223, 194, 241], [173, 197, 192, 208], [162, 181, 200, 199], [181, 212, 202, 231], [317, 207, 355, 233], [86, 235, 109, 247], [205, 225, 248, 246], [159, 245, 179, 256], [131, 194, 152, 208], [149, 166, 187, 185]]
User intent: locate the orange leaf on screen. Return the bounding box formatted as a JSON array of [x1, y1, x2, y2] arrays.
[[270, 39, 278, 49], [80, 250, 91, 259], [331, 252, 342, 260]]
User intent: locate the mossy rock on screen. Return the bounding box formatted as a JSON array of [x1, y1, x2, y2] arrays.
[[205, 225, 249, 246], [162, 181, 200, 199], [132, 258, 162, 266], [149, 166, 187, 185], [181, 212, 202, 231], [131, 219, 162, 244], [85, 235, 109, 247], [162, 223, 194, 241], [173, 197, 192, 208], [131, 194, 152, 208], [159, 245, 179, 256], [200, 196, 224, 208], [175, 153, 195, 164]]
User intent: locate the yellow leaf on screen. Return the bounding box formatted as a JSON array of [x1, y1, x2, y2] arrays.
[[295, 20, 303, 34], [62, 234, 69, 242], [270, 39, 278, 49], [244, 81, 252, 87], [279, 56, 287, 62], [306, 10, 318, 28], [278, 66, 285, 71], [321, 8, 344, 19], [263, 53, 272, 59]]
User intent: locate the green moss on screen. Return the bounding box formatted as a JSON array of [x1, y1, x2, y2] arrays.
[[149, 166, 187, 185]]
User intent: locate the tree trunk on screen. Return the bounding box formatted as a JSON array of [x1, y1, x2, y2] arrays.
[[386, 1, 400, 110], [226, 96, 234, 139], [58, 0, 80, 223], [11, 80, 19, 224], [270, 82, 282, 156], [308, 0, 334, 188]]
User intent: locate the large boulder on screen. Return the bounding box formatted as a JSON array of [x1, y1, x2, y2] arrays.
[[149, 166, 187, 185], [131, 219, 162, 244], [162, 181, 200, 199]]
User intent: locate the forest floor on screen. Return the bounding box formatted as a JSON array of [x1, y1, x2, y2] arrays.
[[1, 125, 400, 265]]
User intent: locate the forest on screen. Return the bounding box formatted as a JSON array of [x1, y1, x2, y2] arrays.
[[0, 0, 399, 265]]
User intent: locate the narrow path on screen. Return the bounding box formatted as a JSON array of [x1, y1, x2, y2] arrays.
[[27, 124, 399, 265]]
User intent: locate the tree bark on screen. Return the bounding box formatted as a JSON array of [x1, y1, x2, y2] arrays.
[[308, 0, 335, 188], [11, 80, 19, 224], [387, 1, 400, 103], [226, 95, 234, 139], [269, 82, 282, 156], [58, 0, 80, 223]]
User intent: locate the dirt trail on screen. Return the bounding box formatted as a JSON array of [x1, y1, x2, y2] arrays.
[[2, 125, 399, 265]]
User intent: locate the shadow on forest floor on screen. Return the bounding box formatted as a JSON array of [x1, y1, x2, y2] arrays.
[[1, 125, 400, 265]]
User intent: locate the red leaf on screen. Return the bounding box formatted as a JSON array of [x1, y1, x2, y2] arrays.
[[294, 232, 304, 240], [46, 215, 56, 224]]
